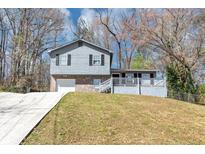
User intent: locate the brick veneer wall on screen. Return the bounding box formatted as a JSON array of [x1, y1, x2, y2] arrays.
[[50, 76, 56, 92]]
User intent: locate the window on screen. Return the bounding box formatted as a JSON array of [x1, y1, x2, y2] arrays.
[[93, 79, 101, 86], [150, 73, 154, 78], [142, 73, 150, 79], [126, 73, 134, 78], [93, 55, 101, 65], [59, 54, 67, 66]]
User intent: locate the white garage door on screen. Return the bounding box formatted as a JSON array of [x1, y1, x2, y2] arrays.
[[57, 79, 75, 92]]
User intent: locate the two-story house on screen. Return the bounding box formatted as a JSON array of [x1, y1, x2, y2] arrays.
[[49, 39, 112, 92], [49, 39, 167, 97]]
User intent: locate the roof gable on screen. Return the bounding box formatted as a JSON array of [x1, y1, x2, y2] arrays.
[[48, 39, 113, 55]]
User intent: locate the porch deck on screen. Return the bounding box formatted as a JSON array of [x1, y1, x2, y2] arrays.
[[97, 77, 167, 97], [112, 77, 166, 87], [111, 77, 167, 97]]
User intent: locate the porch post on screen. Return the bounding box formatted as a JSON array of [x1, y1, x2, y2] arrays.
[[111, 77, 113, 93], [137, 77, 141, 95]]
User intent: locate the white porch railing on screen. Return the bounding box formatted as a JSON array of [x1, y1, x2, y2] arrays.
[[96, 77, 166, 93], [113, 78, 138, 86], [113, 77, 166, 87], [96, 78, 112, 93]]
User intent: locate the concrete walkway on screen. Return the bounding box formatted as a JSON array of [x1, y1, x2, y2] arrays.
[[0, 92, 66, 145]]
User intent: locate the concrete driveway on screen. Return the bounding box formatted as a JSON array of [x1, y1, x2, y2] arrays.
[[0, 92, 66, 145]]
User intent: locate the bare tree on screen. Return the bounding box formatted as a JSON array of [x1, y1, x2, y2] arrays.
[[96, 9, 150, 69], [97, 9, 123, 69], [2, 8, 66, 90], [0, 11, 9, 84], [138, 9, 205, 73], [71, 17, 96, 42]]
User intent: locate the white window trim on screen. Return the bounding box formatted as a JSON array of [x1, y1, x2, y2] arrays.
[[92, 55, 101, 66], [59, 54, 67, 66]]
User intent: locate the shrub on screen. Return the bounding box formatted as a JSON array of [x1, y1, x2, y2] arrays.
[[0, 86, 6, 92], [199, 84, 205, 94], [7, 86, 26, 93], [166, 62, 199, 102]]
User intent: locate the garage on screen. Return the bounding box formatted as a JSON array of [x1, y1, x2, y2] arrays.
[[56, 79, 76, 92]]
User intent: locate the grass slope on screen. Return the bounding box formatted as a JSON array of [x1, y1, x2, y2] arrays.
[[22, 92, 205, 144]]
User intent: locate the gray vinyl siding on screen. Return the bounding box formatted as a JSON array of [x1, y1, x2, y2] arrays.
[[50, 45, 111, 75]]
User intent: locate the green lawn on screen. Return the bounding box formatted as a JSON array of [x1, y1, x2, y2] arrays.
[[22, 92, 205, 144]]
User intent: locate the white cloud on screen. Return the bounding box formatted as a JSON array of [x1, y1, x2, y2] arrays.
[[59, 9, 76, 42], [59, 8, 71, 17], [78, 8, 97, 27], [78, 8, 132, 28]]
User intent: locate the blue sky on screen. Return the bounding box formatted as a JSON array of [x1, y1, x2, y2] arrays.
[[67, 8, 105, 25], [63, 8, 126, 68], [68, 8, 82, 25], [64, 8, 124, 68]]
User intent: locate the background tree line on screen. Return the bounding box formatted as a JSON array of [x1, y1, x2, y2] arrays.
[[0, 8, 205, 98], [0, 8, 67, 92], [72, 8, 205, 100]]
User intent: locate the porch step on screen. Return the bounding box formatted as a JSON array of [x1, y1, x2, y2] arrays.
[[97, 78, 112, 93]]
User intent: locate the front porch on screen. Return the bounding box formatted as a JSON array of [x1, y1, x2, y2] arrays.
[[97, 69, 167, 97], [112, 77, 165, 87], [111, 69, 165, 86], [111, 77, 167, 97]]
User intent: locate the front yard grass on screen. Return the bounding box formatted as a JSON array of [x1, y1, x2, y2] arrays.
[[22, 92, 205, 144]]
